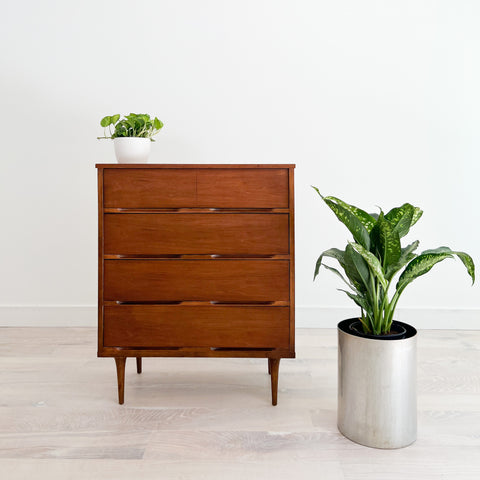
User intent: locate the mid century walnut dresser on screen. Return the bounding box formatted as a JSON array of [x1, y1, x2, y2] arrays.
[[96, 164, 295, 405]]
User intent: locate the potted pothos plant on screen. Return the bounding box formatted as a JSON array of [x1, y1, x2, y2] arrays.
[[98, 113, 164, 163], [312, 188, 475, 449]]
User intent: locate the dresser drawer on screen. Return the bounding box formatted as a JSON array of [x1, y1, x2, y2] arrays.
[[104, 259, 289, 302], [103, 169, 196, 208], [102, 168, 289, 208], [196, 168, 289, 208], [103, 305, 290, 348], [104, 213, 289, 255]]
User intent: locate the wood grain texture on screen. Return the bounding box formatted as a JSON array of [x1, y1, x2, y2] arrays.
[[103, 259, 290, 303], [288, 166, 295, 352], [136, 357, 142, 374], [97, 168, 105, 357], [104, 213, 289, 255], [102, 166, 290, 208], [114, 357, 126, 405], [97, 164, 295, 406], [196, 168, 289, 208], [96, 164, 296, 168], [270, 358, 280, 405], [103, 168, 196, 208], [103, 305, 290, 348], [1, 328, 480, 480], [98, 346, 295, 359]]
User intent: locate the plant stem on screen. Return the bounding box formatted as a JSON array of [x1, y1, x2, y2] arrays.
[[368, 273, 379, 335], [385, 289, 402, 328]]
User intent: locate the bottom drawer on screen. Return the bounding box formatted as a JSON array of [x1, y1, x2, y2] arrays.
[[103, 305, 290, 349]]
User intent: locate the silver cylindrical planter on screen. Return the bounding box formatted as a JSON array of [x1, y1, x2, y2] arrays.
[[337, 319, 417, 449]]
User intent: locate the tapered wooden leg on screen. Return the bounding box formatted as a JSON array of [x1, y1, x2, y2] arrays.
[[114, 357, 126, 405], [268, 358, 272, 375], [270, 358, 280, 406], [136, 357, 142, 374]]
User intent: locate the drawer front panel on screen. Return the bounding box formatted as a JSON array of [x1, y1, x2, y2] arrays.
[[104, 259, 289, 302], [196, 168, 288, 208], [104, 213, 289, 255], [103, 168, 289, 208], [103, 305, 290, 348], [103, 169, 196, 208]]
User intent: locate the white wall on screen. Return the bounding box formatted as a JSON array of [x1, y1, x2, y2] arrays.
[[1, 0, 479, 328]]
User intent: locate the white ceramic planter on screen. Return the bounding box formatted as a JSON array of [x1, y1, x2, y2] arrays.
[[113, 137, 151, 164], [337, 318, 417, 449]]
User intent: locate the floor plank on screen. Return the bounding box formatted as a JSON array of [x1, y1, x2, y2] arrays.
[[0, 327, 479, 479]]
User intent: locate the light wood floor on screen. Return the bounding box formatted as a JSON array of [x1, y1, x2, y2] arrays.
[[0, 328, 479, 479]]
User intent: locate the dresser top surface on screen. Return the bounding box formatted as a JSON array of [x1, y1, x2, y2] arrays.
[[96, 164, 295, 169]]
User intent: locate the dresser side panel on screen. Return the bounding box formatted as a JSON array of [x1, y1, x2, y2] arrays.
[[288, 166, 295, 355], [97, 168, 105, 353]]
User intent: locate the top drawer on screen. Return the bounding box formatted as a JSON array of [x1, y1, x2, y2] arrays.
[[103, 169, 196, 208], [102, 168, 289, 208]]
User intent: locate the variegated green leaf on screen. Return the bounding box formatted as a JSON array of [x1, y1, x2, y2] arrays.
[[402, 240, 420, 257], [385, 203, 421, 238], [454, 251, 475, 284], [314, 248, 345, 280], [420, 247, 475, 284], [311, 188, 371, 249], [411, 207, 423, 226], [384, 203, 410, 226], [323, 264, 359, 293], [339, 289, 369, 311], [370, 213, 401, 268], [349, 242, 388, 290], [421, 246, 454, 255], [344, 244, 371, 294], [397, 250, 454, 294], [392, 205, 413, 237], [385, 240, 419, 281], [324, 197, 371, 249], [325, 195, 377, 233]]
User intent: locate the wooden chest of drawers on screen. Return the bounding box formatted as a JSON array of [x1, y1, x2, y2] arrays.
[[96, 164, 295, 405]]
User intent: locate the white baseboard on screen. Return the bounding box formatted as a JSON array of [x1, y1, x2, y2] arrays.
[[0, 305, 478, 329], [296, 306, 480, 330]]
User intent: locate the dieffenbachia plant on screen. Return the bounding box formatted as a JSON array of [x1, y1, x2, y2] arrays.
[[313, 188, 475, 335], [97, 113, 163, 141]]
